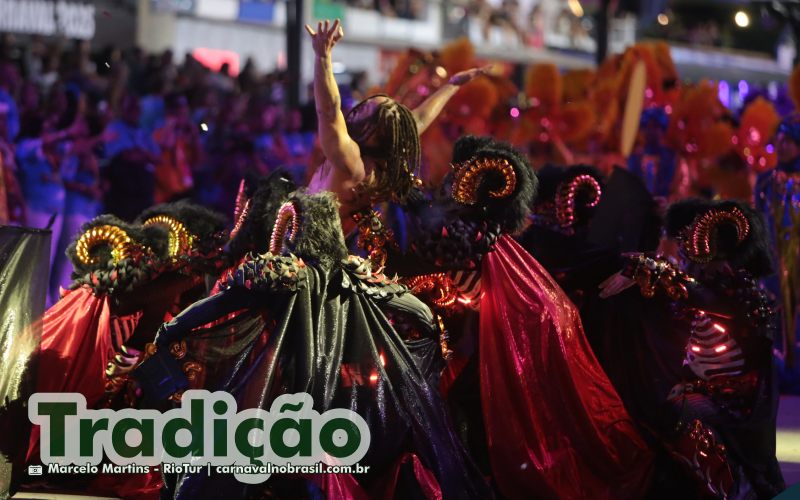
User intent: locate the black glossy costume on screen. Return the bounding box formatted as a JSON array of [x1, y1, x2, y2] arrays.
[[142, 192, 490, 499]]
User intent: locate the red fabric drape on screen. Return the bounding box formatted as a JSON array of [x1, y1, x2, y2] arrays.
[[479, 236, 653, 499], [26, 287, 162, 499], [27, 287, 112, 462]]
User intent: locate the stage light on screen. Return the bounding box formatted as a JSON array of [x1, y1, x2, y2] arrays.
[[200, 123, 209, 132], [657, 13, 668, 26], [510, 107, 520, 118], [735, 11, 750, 28]]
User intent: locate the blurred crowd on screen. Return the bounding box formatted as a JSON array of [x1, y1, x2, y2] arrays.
[[0, 36, 343, 306], [336, 0, 425, 19]]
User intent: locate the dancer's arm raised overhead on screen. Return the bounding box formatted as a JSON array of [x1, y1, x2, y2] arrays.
[[305, 19, 364, 180], [412, 66, 491, 135]]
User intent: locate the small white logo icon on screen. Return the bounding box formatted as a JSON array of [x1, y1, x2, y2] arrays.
[[28, 465, 43, 476]]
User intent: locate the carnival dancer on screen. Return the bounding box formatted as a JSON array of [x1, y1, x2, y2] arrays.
[[304, 19, 487, 234], [388, 136, 653, 500], [519, 164, 661, 361], [516, 164, 612, 305], [14, 201, 225, 499], [599, 200, 785, 498], [142, 191, 492, 499]]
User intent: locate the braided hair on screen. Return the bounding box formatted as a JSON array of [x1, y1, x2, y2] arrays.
[[345, 94, 420, 203]]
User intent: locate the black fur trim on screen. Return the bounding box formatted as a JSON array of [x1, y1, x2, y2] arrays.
[[283, 191, 348, 268], [227, 169, 297, 260], [666, 199, 773, 277], [451, 135, 538, 233]]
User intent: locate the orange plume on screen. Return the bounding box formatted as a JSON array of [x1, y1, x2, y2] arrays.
[[440, 37, 475, 75], [525, 63, 562, 113], [562, 69, 595, 103], [559, 101, 596, 145], [790, 64, 800, 112], [446, 77, 499, 124], [737, 96, 779, 172]]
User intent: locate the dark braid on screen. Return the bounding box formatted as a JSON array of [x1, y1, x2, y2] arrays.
[[346, 95, 420, 203]]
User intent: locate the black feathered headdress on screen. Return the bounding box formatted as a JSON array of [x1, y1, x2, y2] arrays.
[[227, 169, 298, 260], [449, 135, 538, 233], [666, 199, 772, 277], [136, 200, 227, 258]]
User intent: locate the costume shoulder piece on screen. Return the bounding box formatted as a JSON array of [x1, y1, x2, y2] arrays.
[[227, 169, 298, 260], [66, 214, 168, 296], [666, 199, 773, 278], [221, 252, 308, 293], [530, 164, 603, 234], [400, 135, 537, 272], [135, 199, 227, 273], [227, 190, 407, 299]]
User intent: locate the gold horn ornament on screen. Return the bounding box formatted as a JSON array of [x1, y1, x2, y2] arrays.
[[75, 225, 133, 265], [683, 207, 750, 263], [143, 215, 195, 256], [451, 156, 517, 206]]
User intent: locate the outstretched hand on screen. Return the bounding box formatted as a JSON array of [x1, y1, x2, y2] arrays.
[[448, 65, 493, 86], [598, 271, 636, 299], [305, 19, 344, 58]]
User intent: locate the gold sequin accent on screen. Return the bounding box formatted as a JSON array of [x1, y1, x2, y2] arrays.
[[683, 207, 750, 263], [143, 215, 196, 256], [451, 156, 517, 205], [75, 225, 133, 265]]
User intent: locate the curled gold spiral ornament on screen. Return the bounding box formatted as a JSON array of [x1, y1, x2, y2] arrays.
[[683, 207, 750, 263], [555, 174, 602, 229], [75, 225, 133, 265], [269, 201, 300, 254], [451, 156, 517, 206], [405, 273, 458, 308], [143, 215, 195, 256]]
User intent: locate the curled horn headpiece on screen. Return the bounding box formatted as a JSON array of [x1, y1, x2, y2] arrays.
[[451, 156, 517, 206], [75, 225, 134, 265], [555, 174, 602, 230], [682, 207, 750, 263], [269, 201, 300, 254], [142, 215, 195, 256], [230, 179, 251, 239]]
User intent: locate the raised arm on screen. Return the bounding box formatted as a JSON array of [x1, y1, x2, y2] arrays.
[[412, 66, 491, 135], [305, 19, 362, 176]]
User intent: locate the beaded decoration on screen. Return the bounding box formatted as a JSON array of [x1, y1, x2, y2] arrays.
[[143, 215, 196, 256], [230, 179, 251, 239], [405, 273, 459, 309], [353, 209, 396, 269], [682, 207, 750, 263], [555, 174, 602, 230], [75, 225, 134, 265], [451, 156, 517, 205], [269, 201, 300, 254]]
